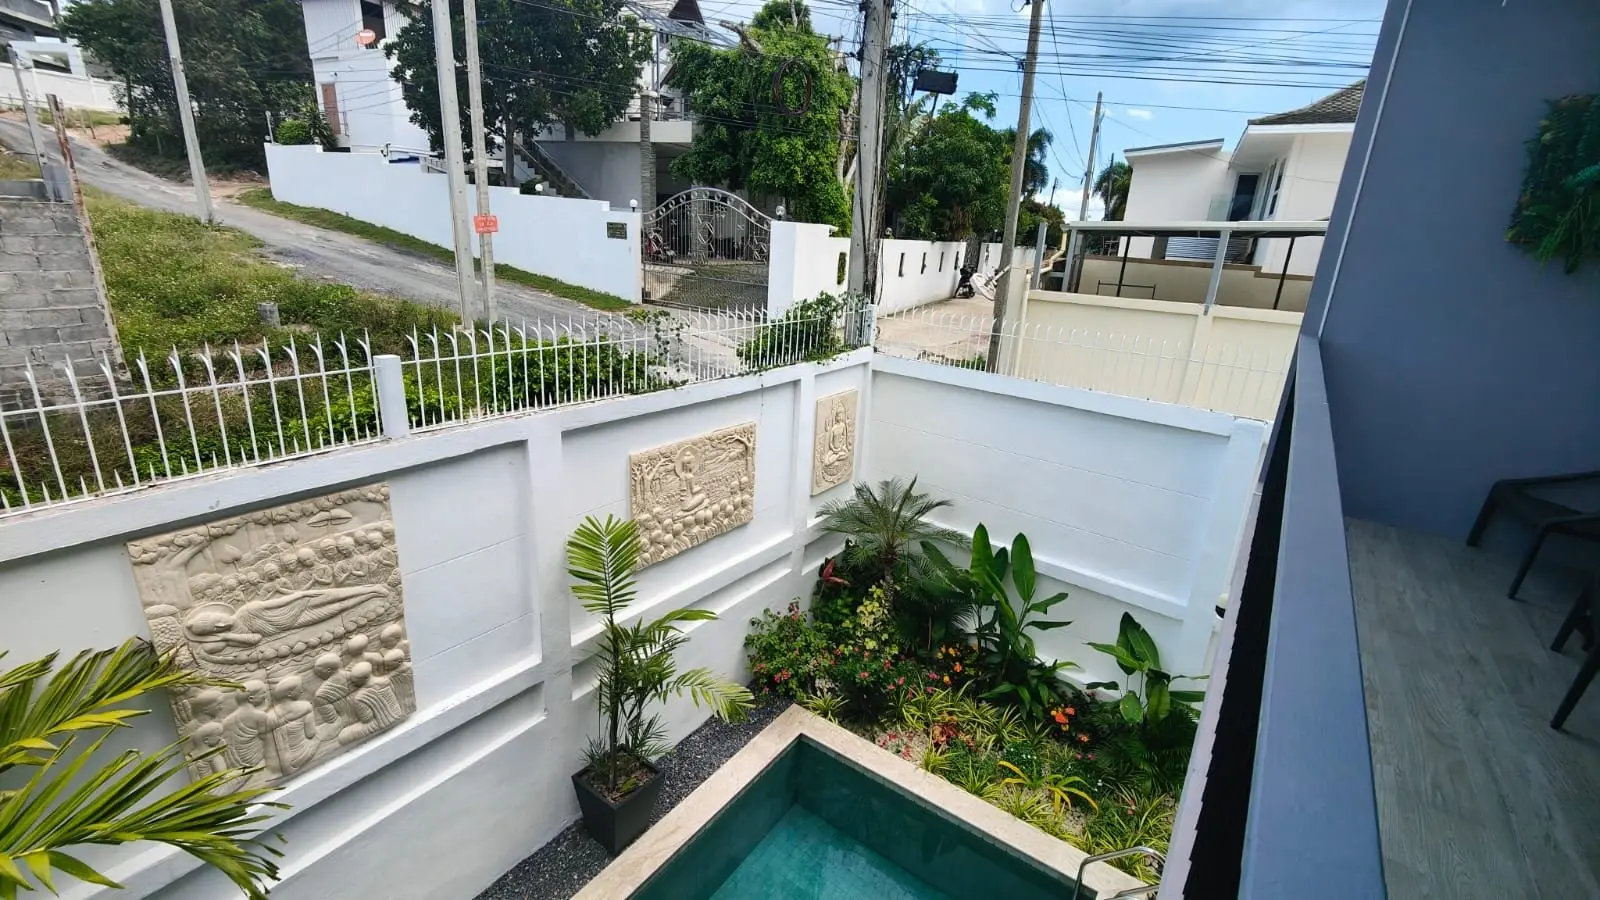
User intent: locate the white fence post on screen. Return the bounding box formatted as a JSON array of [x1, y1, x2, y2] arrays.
[[374, 354, 410, 440]]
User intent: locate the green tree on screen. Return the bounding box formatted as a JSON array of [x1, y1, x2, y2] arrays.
[[0, 641, 283, 898], [386, 0, 649, 165], [1094, 158, 1132, 221], [886, 92, 1010, 240], [63, 0, 311, 170], [666, 0, 855, 228]]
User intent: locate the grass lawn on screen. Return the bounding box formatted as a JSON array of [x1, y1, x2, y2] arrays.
[[235, 187, 633, 312], [0, 151, 40, 179], [87, 188, 455, 356]]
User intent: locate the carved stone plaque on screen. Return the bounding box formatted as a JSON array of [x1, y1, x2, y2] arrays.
[[630, 423, 756, 567], [811, 389, 858, 495], [126, 483, 414, 788]]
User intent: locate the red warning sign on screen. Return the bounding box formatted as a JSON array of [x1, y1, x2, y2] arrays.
[[473, 214, 499, 235]]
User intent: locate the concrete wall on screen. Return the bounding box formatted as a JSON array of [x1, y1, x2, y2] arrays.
[[1309, 0, 1600, 539], [867, 355, 1265, 683], [1121, 150, 1233, 258], [1015, 291, 1300, 421], [302, 0, 431, 152], [876, 239, 965, 312], [264, 145, 641, 302], [0, 65, 120, 113], [768, 221, 848, 318], [0, 352, 872, 900], [1080, 255, 1313, 312], [537, 140, 643, 211], [0, 195, 115, 407]]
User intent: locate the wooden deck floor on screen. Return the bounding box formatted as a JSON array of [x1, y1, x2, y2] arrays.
[[1347, 519, 1600, 900]]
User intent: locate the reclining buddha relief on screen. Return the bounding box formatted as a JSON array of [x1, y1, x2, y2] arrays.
[[126, 483, 414, 788], [630, 423, 756, 567]]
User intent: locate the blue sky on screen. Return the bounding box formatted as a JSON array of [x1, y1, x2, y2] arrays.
[[705, 0, 1387, 217]]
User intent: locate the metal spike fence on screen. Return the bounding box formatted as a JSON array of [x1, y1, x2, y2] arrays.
[[873, 307, 1291, 421], [0, 306, 871, 519]]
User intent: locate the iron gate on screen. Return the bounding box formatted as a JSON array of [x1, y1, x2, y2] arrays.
[[642, 188, 771, 314]]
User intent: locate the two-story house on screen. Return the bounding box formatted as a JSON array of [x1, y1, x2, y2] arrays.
[[297, 0, 727, 210], [1118, 81, 1363, 277]]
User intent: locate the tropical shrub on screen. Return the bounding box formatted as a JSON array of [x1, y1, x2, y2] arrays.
[[0, 641, 284, 898], [1087, 612, 1205, 726], [274, 118, 311, 145], [818, 477, 966, 586], [570, 516, 753, 797], [736, 292, 855, 369]]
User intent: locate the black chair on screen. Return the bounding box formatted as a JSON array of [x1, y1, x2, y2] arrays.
[[1467, 469, 1600, 598], [1551, 576, 1600, 730]]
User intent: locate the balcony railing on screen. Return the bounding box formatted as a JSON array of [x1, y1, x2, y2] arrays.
[[1173, 334, 1387, 898]]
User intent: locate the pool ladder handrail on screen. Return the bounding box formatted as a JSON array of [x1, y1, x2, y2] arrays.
[[1070, 845, 1165, 900]]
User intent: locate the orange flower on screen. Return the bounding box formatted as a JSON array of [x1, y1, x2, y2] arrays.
[[942, 675, 951, 684], [953, 662, 962, 673], [1077, 733, 1090, 743], [1052, 710, 1068, 725], [1064, 707, 1076, 716]]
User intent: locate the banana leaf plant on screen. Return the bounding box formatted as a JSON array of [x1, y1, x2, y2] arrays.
[[1087, 612, 1206, 725], [924, 525, 1076, 716], [569, 515, 754, 796], [0, 640, 284, 900]]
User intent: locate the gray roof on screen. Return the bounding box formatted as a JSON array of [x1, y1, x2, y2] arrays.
[[1124, 138, 1225, 155], [1250, 81, 1365, 126]]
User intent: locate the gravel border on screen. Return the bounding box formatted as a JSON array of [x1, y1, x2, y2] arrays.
[[474, 699, 792, 900]]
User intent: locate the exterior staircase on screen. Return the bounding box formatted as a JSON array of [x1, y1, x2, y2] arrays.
[[510, 135, 591, 200]]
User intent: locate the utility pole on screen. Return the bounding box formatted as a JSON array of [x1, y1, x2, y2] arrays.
[[157, 0, 214, 224], [1066, 93, 1102, 292], [986, 0, 1046, 370], [431, 0, 481, 325], [9, 49, 47, 164], [639, 87, 655, 213], [462, 0, 496, 324], [848, 0, 892, 323]]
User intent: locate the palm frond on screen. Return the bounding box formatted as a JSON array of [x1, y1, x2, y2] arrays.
[[567, 515, 642, 619], [670, 668, 754, 723]]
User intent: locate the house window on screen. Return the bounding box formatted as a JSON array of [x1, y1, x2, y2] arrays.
[[360, 0, 387, 45], [320, 83, 342, 135], [1265, 160, 1286, 217], [1249, 158, 1287, 220], [1228, 173, 1260, 221]]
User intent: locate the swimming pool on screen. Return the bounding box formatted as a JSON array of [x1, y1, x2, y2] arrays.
[[574, 708, 1145, 900]]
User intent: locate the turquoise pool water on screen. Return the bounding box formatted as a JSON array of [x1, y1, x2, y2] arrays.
[[631, 739, 1077, 900]]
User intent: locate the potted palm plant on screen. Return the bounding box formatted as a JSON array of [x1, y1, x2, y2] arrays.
[[567, 515, 753, 854]]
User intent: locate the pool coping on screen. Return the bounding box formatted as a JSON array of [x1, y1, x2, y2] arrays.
[[572, 707, 1148, 899]]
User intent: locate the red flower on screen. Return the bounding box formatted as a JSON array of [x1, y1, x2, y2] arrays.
[[1064, 706, 1076, 716], [953, 662, 962, 673], [858, 671, 869, 680], [1087, 753, 1096, 761], [926, 687, 935, 694], [1052, 710, 1068, 725], [896, 676, 905, 686], [1077, 733, 1090, 743]]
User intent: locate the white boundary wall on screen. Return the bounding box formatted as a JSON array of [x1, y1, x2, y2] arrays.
[[867, 356, 1264, 684], [264, 145, 641, 302], [768, 221, 849, 318], [0, 66, 121, 113], [876, 239, 966, 312], [0, 351, 1264, 899]]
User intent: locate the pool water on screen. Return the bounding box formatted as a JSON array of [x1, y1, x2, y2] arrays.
[[631, 738, 1077, 900]]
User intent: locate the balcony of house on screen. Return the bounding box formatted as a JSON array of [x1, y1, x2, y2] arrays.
[[1171, 337, 1600, 899]]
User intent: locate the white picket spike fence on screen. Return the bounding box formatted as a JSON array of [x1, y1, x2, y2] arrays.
[[0, 307, 870, 520], [873, 306, 1291, 421]]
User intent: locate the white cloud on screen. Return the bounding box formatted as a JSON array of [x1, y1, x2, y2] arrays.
[[1054, 186, 1105, 223], [1125, 108, 1154, 121]]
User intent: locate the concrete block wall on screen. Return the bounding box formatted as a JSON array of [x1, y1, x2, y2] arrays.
[[0, 196, 114, 408]]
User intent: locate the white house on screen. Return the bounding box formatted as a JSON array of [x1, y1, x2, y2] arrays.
[[296, 0, 729, 210], [1119, 81, 1363, 276]]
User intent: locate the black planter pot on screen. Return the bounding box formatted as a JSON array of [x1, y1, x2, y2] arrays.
[[572, 757, 665, 855]]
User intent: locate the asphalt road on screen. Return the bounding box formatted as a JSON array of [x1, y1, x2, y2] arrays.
[[0, 118, 598, 326]]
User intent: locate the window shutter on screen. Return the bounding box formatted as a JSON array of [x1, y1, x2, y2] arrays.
[[321, 83, 341, 136]]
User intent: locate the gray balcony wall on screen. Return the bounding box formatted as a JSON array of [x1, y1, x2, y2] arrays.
[[1306, 0, 1600, 539]]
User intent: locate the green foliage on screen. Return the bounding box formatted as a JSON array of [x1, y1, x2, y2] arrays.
[[817, 476, 967, 585], [387, 0, 649, 162], [0, 641, 284, 898], [63, 0, 311, 171], [1086, 612, 1205, 726], [735, 292, 857, 368], [1507, 94, 1600, 273], [667, 0, 854, 228], [234, 189, 634, 311], [925, 527, 1077, 718], [1080, 791, 1177, 881], [570, 516, 753, 795], [274, 119, 311, 146], [1094, 159, 1132, 222]]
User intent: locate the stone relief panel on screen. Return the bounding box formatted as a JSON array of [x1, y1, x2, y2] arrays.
[[630, 423, 756, 567], [126, 483, 414, 788], [811, 389, 858, 495]]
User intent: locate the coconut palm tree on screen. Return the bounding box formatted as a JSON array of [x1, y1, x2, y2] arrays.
[[818, 477, 968, 584], [0, 641, 283, 898], [1093, 158, 1132, 221]]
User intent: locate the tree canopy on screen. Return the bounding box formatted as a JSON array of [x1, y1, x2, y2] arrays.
[[1094, 158, 1131, 221], [387, 0, 649, 163], [666, 0, 854, 229], [62, 0, 310, 170], [885, 92, 1007, 241]]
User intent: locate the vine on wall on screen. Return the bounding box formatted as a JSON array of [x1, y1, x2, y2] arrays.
[[1507, 94, 1600, 274]]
